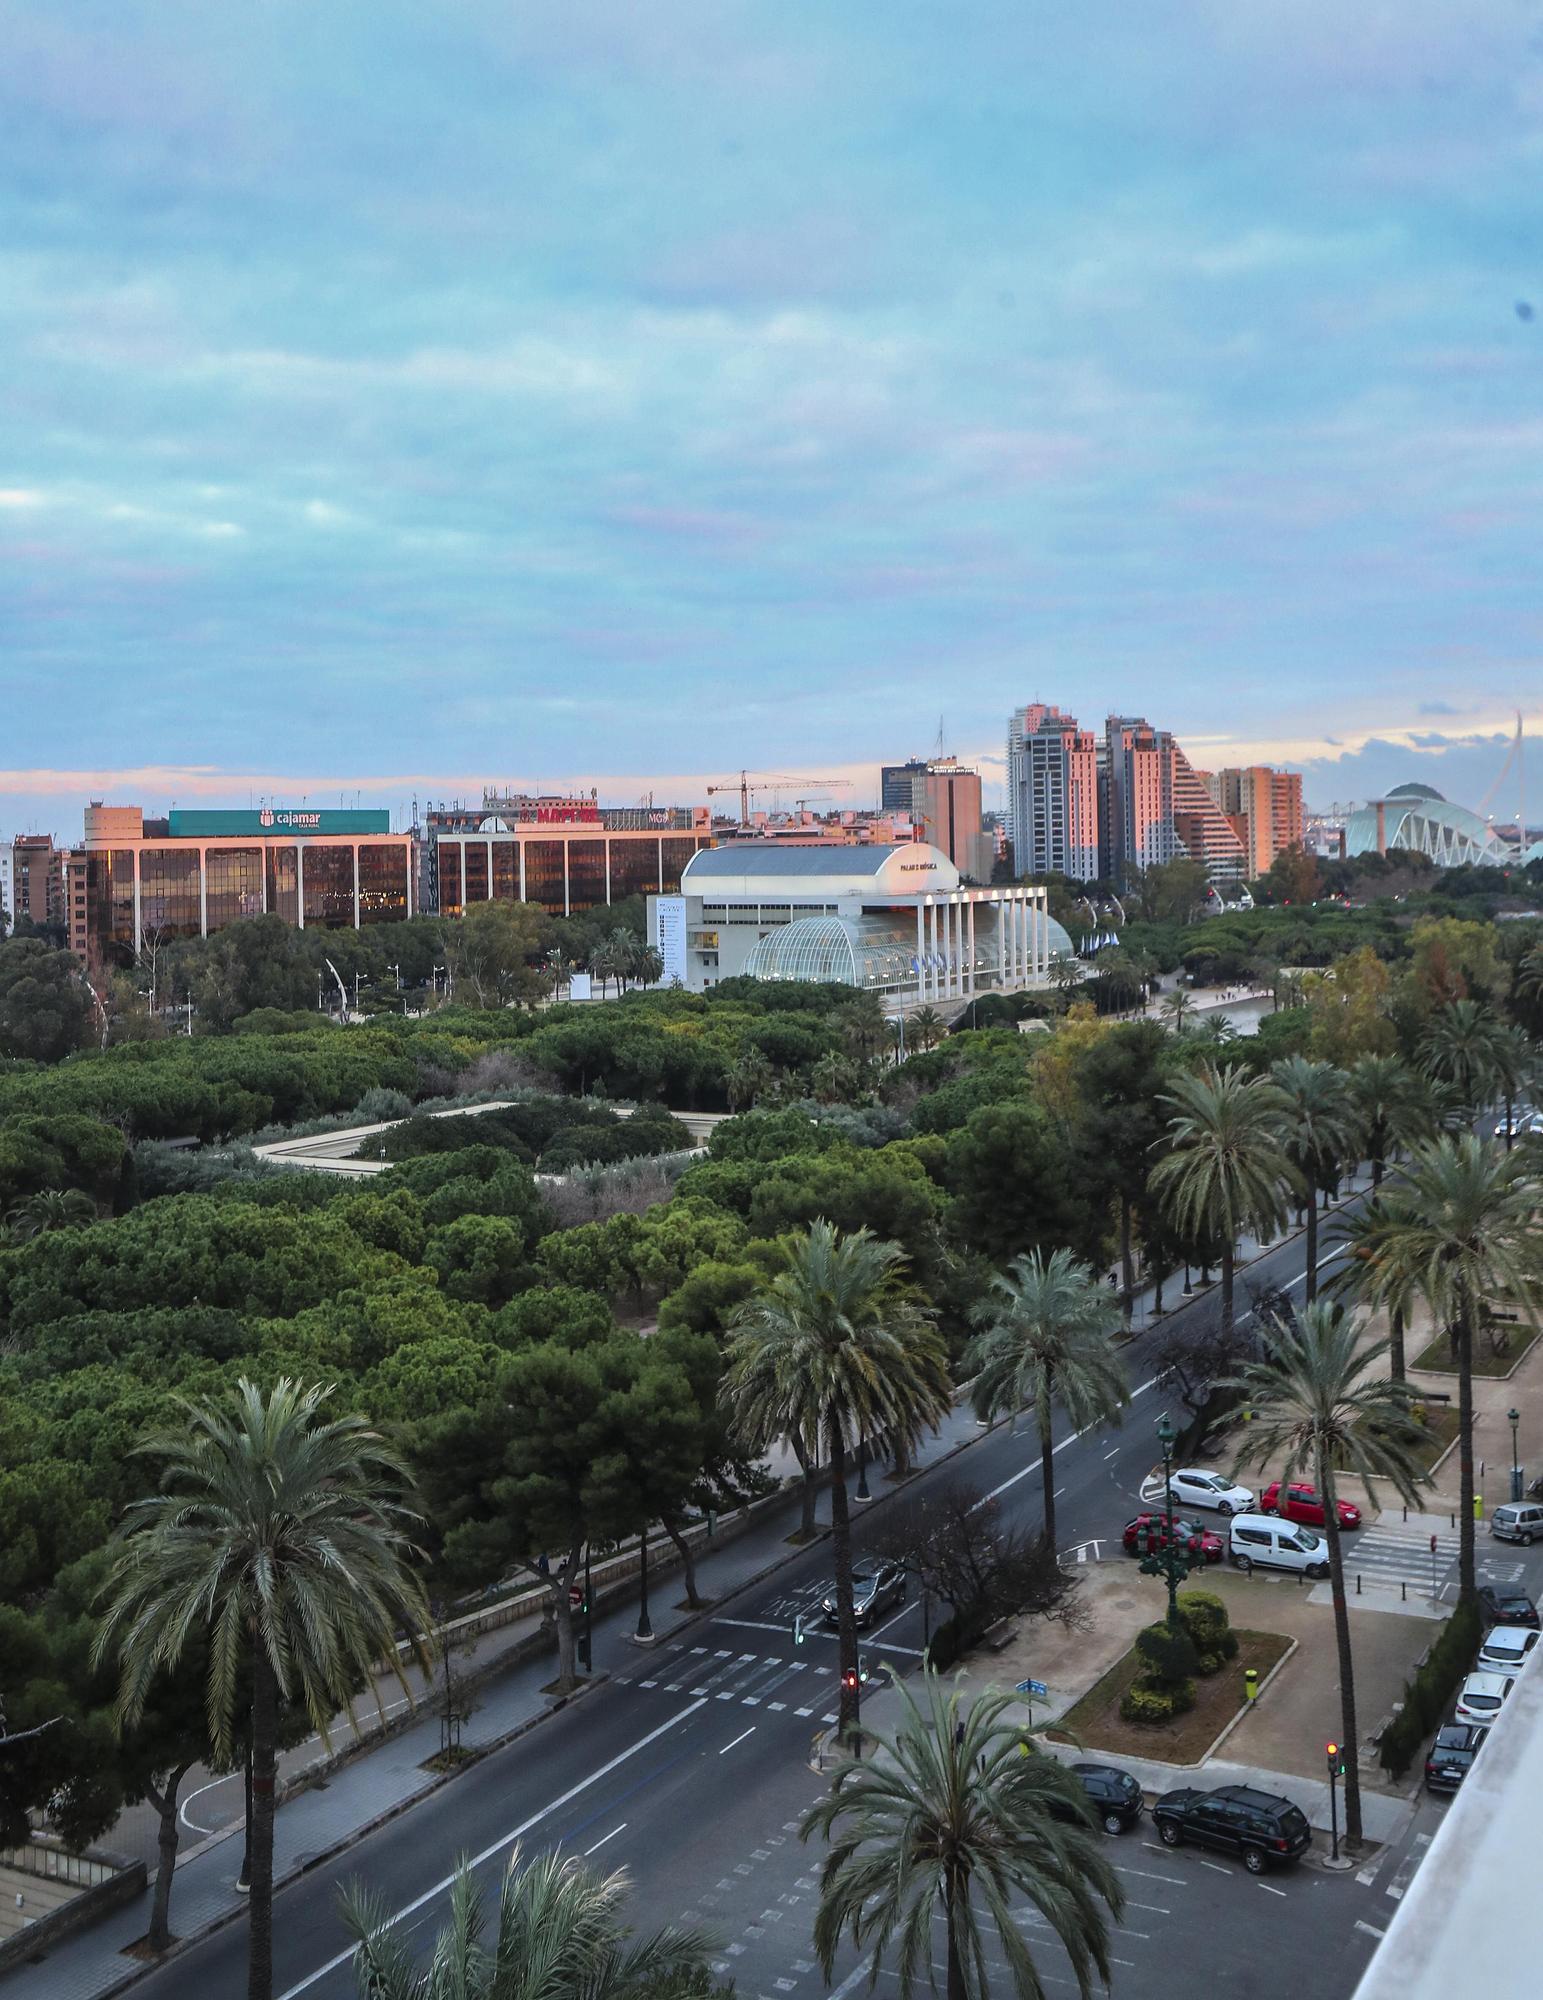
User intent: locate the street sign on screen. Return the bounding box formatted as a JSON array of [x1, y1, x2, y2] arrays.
[[1015, 1677, 1048, 1696]]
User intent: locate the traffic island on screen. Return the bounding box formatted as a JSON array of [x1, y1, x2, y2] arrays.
[[1046, 1630, 1293, 1765]]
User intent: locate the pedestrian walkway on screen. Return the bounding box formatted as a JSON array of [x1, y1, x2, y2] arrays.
[[614, 1645, 838, 1722], [1333, 1524, 1460, 1602]]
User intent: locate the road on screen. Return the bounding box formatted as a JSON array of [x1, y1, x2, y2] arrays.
[[113, 1201, 1405, 2000]]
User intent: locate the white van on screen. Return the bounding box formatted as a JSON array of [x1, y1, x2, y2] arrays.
[[1229, 1513, 1331, 1579]]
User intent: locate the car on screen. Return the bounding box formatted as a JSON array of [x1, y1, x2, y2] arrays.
[[1122, 1514, 1224, 1563], [1260, 1480, 1361, 1531], [1490, 1501, 1543, 1546], [1228, 1513, 1331, 1579], [1165, 1468, 1256, 1517], [1477, 1584, 1539, 1630], [1454, 1671, 1514, 1726], [1150, 1784, 1312, 1873], [1425, 1722, 1488, 1794], [1476, 1625, 1541, 1678], [1068, 1762, 1145, 1834], [821, 1560, 905, 1628]]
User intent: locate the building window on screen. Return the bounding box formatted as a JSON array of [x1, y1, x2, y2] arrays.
[[138, 846, 201, 942], [607, 836, 662, 900], [522, 840, 565, 914], [302, 843, 355, 928], [266, 846, 299, 924], [358, 844, 409, 924], [438, 842, 464, 917], [205, 847, 264, 930], [463, 842, 489, 903], [566, 838, 606, 912], [661, 837, 703, 893], [491, 841, 518, 902]]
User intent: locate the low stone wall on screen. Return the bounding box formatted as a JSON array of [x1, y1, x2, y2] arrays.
[[0, 1847, 146, 1973]]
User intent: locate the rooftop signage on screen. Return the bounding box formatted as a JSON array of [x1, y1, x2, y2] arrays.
[[166, 808, 392, 837]]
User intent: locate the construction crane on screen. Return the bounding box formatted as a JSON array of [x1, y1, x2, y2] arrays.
[[706, 771, 851, 821], [1474, 710, 1525, 846]]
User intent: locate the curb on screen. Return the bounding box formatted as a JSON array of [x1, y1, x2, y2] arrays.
[[69, 1676, 609, 2000]]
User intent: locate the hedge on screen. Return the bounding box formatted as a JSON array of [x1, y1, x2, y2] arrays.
[[1378, 1598, 1483, 1777]]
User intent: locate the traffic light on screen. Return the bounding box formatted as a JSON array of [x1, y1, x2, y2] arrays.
[[841, 1667, 860, 1696], [793, 1614, 805, 1647], [858, 1654, 870, 1685], [1326, 1741, 1343, 1776]]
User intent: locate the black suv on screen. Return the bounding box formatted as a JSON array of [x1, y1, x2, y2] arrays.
[[1425, 1722, 1488, 1794], [1477, 1584, 1539, 1630], [1069, 1762, 1145, 1834], [1151, 1785, 1311, 1873]]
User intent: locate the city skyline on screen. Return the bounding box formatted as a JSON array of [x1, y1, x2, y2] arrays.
[[3, 4, 1541, 834]]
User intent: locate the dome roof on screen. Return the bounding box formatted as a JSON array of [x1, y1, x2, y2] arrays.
[[1343, 793, 1509, 868]]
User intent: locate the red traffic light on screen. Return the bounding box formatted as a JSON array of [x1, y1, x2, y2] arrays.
[[1326, 1742, 1337, 1757], [841, 1668, 860, 1693]]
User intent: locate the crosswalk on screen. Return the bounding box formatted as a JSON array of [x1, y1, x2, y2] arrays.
[[613, 1644, 840, 1724], [1341, 1525, 1460, 1596]]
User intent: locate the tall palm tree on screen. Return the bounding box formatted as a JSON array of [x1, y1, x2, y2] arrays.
[[909, 1004, 946, 1052], [1161, 987, 1195, 1032], [1346, 1054, 1435, 1187], [1270, 1057, 1362, 1302], [1488, 1022, 1536, 1150], [633, 944, 664, 990], [1228, 1301, 1428, 1848], [1419, 998, 1507, 1118], [1149, 1064, 1296, 1335], [7, 1186, 97, 1240], [95, 1379, 432, 2000], [964, 1249, 1128, 1551], [801, 1672, 1122, 2000], [341, 1845, 715, 2000], [1333, 1138, 1539, 1603], [722, 1222, 950, 1734], [726, 1047, 774, 1111]]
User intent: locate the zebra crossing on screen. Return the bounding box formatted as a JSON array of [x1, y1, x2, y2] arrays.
[[1340, 1524, 1461, 1597], [612, 1643, 839, 1724]]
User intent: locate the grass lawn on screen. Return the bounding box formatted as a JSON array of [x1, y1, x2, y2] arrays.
[[1412, 1329, 1539, 1380], [1046, 1630, 1292, 1765]]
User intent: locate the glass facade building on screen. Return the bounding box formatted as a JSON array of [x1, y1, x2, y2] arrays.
[[431, 828, 713, 918]]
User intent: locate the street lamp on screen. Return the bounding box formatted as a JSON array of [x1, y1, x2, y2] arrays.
[[1139, 1411, 1202, 1630], [856, 1428, 871, 1503], [635, 1521, 653, 1643], [1510, 1407, 1522, 1502]]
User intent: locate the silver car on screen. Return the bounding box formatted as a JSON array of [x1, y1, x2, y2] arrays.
[[821, 1560, 906, 1628], [1476, 1625, 1541, 1679]]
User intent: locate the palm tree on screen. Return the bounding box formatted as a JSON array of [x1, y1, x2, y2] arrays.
[[964, 1249, 1128, 1551], [7, 1186, 97, 1240], [1333, 1138, 1538, 1603], [341, 1845, 715, 2000], [801, 1672, 1122, 2000], [1419, 998, 1507, 1117], [633, 944, 664, 989], [1161, 987, 1195, 1032], [722, 1222, 950, 1734], [1488, 1022, 1536, 1150], [95, 1379, 432, 2000], [1270, 1057, 1362, 1302], [1150, 1064, 1296, 1335], [1229, 1301, 1428, 1848], [726, 1047, 774, 1111], [1346, 1054, 1435, 1187], [910, 1004, 945, 1052], [809, 1051, 862, 1104], [1048, 951, 1083, 1002]]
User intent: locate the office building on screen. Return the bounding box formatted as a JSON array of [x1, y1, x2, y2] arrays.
[[649, 842, 1055, 1001], [878, 759, 992, 880], [429, 794, 712, 920], [73, 804, 415, 965], [6, 834, 67, 933], [1204, 766, 1305, 876], [1100, 716, 1183, 884], [1006, 706, 1101, 882], [714, 808, 920, 847], [1171, 750, 1248, 882]]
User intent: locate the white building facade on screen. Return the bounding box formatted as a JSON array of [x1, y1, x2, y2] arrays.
[[648, 843, 1051, 1005]]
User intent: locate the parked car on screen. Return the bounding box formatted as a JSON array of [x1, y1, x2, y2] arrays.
[[1228, 1513, 1332, 1579], [1490, 1501, 1543, 1546], [1454, 1671, 1514, 1727], [1151, 1784, 1312, 1873], [1425, 1722, 1488, 1794], [1123, 1514, 1224, 1563], [1476, 1625, 1541, 1678], [1165, 1468, 1256, 1517], [821, 1560, 906, 1628], [1068, 1762, 1145, 1834], [1477, 1584, 1539, 1629], [1259, 1480, 1361, 1531]]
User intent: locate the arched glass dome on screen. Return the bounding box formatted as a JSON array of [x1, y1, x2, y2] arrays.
[[742, 915, 919, 992], [1343, 789, 1509, 867]]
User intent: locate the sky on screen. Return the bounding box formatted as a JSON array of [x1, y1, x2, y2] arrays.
[[3, 1, 1542, 835]]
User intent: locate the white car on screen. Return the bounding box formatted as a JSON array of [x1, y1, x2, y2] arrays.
[[1454, 1671, 1513, 1727], [1166, 1468, 1256, 1517], [1476, 1626, 1541, 1679]]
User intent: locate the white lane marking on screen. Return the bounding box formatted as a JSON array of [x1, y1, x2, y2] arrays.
[[719, 1726, 757, 1755], [1285, 1246, 1348, 1290], [179, 1696, 415, 1831], [1053, 1486, 1066, 1499], [830, 1957, 877, 1998], [1356, 1920, 1386, 1939], [276, 1700, 708, 1998], [1103, 1449, 1120, 1462], [714, 1618, 812, 1637], [866, 1602, 913, 1641], [979, 1377, 1158, 1506], [1385, 1831, 1431, 1900], [584, 1822, 627, 1856], [1124, 1899, 1170, 1914], [1198, 1859, 1230, 1875], [1114, 1864, 1185, 1885], [1257, 1882, 1287, 1897], [795, 1706, 813, 1717]]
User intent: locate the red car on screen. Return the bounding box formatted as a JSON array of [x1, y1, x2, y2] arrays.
[[1260, 1481, 1361, 1531], [1123, 1514, 1224, 1563]]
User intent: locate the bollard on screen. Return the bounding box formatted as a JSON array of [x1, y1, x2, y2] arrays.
[[1474, 1494, 1485, 1523], [1401, 1580, 1407, 1601], [1356, 1573, 1362, 1595], [1244, 1667, 1259, 1703]]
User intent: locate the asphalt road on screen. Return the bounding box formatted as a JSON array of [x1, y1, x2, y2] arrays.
[[121, 1204, 1393, 2000]]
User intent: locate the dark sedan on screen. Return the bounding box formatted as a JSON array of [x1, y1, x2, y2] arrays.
[[821, 1560, 906, 1628], [1070, 1762, 1145, 1834], [1425, 1722, 1488, 1794], [1152, 1784, 1311, 1873], [1477, 1584, 1539, 1630]]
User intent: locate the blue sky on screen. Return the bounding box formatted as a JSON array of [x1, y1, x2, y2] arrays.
[[3, 1, 1541, 835]]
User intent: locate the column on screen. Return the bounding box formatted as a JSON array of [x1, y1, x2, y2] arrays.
[[199, 848, 208, 938], [352, 844, 361, 929], [259, 845, 268, 915], [995, 895, 1006, 989], [964, 898, 975, 994], [487, 837, 494, 902], [563, 838, 571, 918], [296, 844, 305, 929], [1035, 892, 1047, 982], [518, 839, 526, 903], [927, 902, 939, 999], [132, 852, 142, 957], [405, 840, 413, 919], [604, 838, 612, 905], [915, 903, 925, 1004]]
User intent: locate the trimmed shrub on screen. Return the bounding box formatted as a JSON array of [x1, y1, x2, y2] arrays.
[[1120, 1677, 1196, 1724], [1134, 1620, 1201, 1687], [1177, 1590, 1239, 1674], [1378, 1598, 1483, 1777]]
